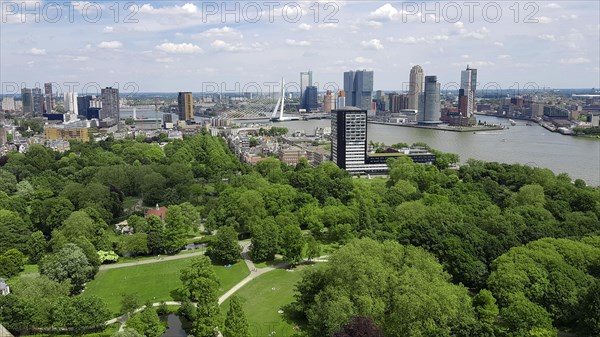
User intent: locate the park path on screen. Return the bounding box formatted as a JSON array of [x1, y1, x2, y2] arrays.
[[99, 251, 205, 271], [104, 241, 328, 329]]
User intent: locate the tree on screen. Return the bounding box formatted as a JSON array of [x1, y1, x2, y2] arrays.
[[280, 224, 305, 265], [581, 280, 600, 336], [127, 305, 165, 337], [473, 289, 499, 324], [145, 215, 165, 255], [224, 296, 249, 337], [0, 248, 25, 277], [250, 217, 279, 262], [26, 230, 47, 263], [118, 233, 149, 256], [333, 316, 386, 337], [163, 204, 189, 253], [121, 293, 140, 316], [112, 328, 144, 337], [207, 226, 241, 264], [180, 256, 222, 337], [52, 295, 111, 334], [305, 236, 321, 262], [0, 169, 17, 193], [39, 243, 94, 294], [499, 295, 556, 337], [0, 209, 31, 254]]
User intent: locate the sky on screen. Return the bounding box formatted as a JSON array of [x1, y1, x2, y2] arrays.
[[1, 0, 599, 95]]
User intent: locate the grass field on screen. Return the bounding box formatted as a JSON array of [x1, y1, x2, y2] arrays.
[[220, 266, 317, 336], [84, 258, 249, 315]]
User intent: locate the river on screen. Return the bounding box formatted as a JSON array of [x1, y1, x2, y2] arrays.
[[274, 116, 600, 186]]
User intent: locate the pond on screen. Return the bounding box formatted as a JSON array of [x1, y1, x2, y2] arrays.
[[160, 314, 188, 337]]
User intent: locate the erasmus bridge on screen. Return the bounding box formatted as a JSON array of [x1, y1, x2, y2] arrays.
[[222, 78, 300, 121]]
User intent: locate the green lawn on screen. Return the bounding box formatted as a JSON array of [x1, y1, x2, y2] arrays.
[[84, 258, 249, 315], [220, 267, 314, 336]]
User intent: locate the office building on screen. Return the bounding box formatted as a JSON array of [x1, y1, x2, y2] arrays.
[[331, 107, 368, 171], [418, 76, 441, 124], [300, 71, 312, 107], [178, 92, 194, 121], [100, 87, 120, 122], [64, 92, 78, 114], [337, 91, 346, 108], [323, 90, 335, 113], [408, 65, 424, 111], [389, 93, 409, 113], [21, 88, 33, 113], [302, 86, 318, 111], [33, 88, 44, 116], [44, 83, 54, 113], [459, 65, 477, 118], [77, 95, 93, 117], [343, 70, 374, 110]]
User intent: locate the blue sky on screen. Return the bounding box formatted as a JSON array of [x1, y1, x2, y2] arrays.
[[1, 0, 599, 94]]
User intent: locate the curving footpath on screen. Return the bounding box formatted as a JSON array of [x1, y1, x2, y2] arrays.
[[104, 241, 328, 331]]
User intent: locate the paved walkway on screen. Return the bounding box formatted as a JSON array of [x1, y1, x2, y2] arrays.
[[103, 241, 328, 330], [99, 251, 205, 271]]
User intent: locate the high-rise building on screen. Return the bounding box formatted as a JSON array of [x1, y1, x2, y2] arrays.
[[408, 65, 424, 111], [323, 90, 335, 113], [2, 96, 15, 111], [389, 93, 409, 113], [21, 88, 34, 113], [331, 107, 368, 172], [100, 87, 120, 122], [302, 86, 318, 111], [418, 76, 441, 124], [33, 88, 44, 116], [77, 95, 93, 117], [337, 91, 346, 108], [64, 92, 78, 114], [300, 71, 312, 107], [178, 92, 194, 121], [343, 70, 374, 110], [459, 65, 477, 117], [44, 83, 54, 113]]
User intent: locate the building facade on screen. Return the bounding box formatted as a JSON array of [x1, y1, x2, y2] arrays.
[[44, 82, 54, 113], [459, 66, 477, 118], [418, 76, 441, 124], [178, 92, 194, 121], [331, 107, 367, 171], [343, 70, 374, 110], [408, 65, 424, 111], [100, 87, 120, 122], [45, 125, 89, 142]]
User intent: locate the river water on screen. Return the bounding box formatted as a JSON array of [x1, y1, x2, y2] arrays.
[[275, 116, 600, 186]]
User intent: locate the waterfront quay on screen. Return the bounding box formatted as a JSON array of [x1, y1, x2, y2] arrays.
[[368, 121, 504, 133]]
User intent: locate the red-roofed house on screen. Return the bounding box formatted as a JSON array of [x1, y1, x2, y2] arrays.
[[145, 204, 168, 221]]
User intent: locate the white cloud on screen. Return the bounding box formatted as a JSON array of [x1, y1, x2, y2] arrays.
[[138, 3, 199, 15], [211, 40, 264, 52], [28, 48, 46, 55], [498, 54, 511, 59], [538, 34, 556, 41], [534, 17, 554, 24], [98, 41, 123, 49], [544, 3, 562, 9], [298, 23, 312, 31], [361, 39, 384, 50], [317, 23, 338, 29], [461, 54, 470, 59], [103, 26, 114, 33], [285, 39, 311, 47], [560, 57, 590, 64], [156, 42, 202, 54], [369, 3, 399, 21], [494, 42, 504, 47], [72, 56, 89, 62], [452, 22, 489, 39], [155, 57, 175, 63], [354, 57, 373, 64], [195, 26, 243, 39]]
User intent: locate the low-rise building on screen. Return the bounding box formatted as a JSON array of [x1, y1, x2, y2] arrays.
[[0, 278, 10, 296], [279, 146, 307, 165], [45, 125, 89, 142]]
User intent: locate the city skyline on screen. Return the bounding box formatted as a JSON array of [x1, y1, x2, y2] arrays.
[[1, 1, 599, 92]]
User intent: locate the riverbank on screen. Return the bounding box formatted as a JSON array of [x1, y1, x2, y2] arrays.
[[368, 121, 504, 132]]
